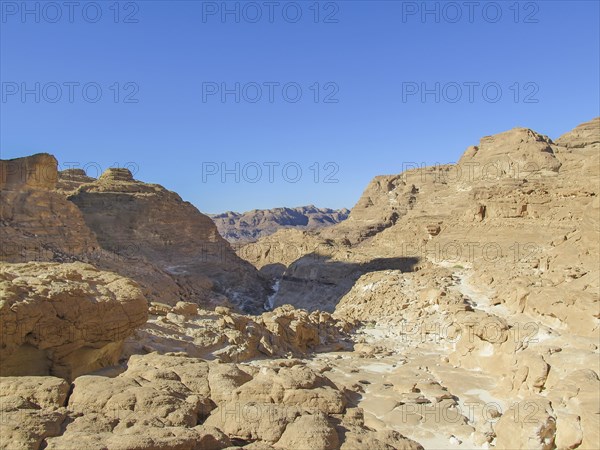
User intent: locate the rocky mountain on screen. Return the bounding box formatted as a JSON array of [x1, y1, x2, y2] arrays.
[[237, 118, 600, 448], [210, 205, 350, 243], [1, 156, 270, 312], [243, 119, 599, 319]]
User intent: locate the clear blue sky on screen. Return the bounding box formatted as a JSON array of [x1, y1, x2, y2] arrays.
[[1, 1, 599, 213]]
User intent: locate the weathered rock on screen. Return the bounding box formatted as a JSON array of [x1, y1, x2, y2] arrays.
[[2, 118, 599, 450], [67, 168, 270, 312], [494, 398, 556, 450], [274, 412, 339, 449], [124, 304, 354, 363], [0, 376, 69, 450], [11, 352, 418, 449], [234, 119, 599, 449], [555, 117, 600, 148], [56, 168, 96, 194], [0, 153, 58, 191], [0, 262, 148, 379], [2, 156, 271, 312]]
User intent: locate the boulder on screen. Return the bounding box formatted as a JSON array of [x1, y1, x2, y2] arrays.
[[0, 262, 148, 379]]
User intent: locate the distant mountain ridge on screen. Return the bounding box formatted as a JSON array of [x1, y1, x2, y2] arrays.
[[210, 205, 350, 243]]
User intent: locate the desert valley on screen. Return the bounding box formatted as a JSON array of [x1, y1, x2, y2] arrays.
[[0, 117, 599, 450]]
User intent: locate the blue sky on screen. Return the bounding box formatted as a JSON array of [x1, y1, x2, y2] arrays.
[[1, 1, 599, 213]]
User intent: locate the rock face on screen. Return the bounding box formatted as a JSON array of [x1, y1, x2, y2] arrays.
[[0, 262, 148, 380], [1, 155, 270, 312], [0, 376, 70, 450], [555, 117, 600, 148], [66, 168, 270, 312], [243, 119, 600, 333], [0, 153, 58, 191], [236, 118, 600, 449], [2, 352, 421, 450], [56, 168, 95, 194], [210, 205, 350, 243], [457, 127, 562, 177]]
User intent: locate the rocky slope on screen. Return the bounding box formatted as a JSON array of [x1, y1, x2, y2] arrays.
[[243, 119, 600, 325], [0, 269, 422, 449], [1, 156, 270, 312], [1, 118, 598, 450], [237, 118, 600, 448], [66, 167, 270, 312], [210, 206, 350, 243]]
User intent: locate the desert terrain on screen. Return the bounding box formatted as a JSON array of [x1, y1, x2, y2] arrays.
[[1, 118, 598, 449]]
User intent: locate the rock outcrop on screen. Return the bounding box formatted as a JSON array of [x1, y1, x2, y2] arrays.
[[555, 117, 600, 148], [0, 153, 58, 191], [235, 118, 600, 449], [125, 302, 356, 363], [56, 168, 95, 194], [0, 262, 148, 380], [66, 167, 270, 312], [9, 352, 421, 450], [1, 155, 270, 312], [0, 376, 70, 449], [242, 119, 600, 335], [2, 118, 599, 450], [210, 205, 350, 243]]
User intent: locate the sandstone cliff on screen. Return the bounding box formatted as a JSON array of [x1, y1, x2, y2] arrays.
[[1, 118, 598, 450], [1, 155, 270, 312], [66, 167, 270, 312], [242, 119, 600, 335], [236, 118, 599, 449]]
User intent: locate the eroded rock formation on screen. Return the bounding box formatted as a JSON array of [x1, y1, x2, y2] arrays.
[[0, 262, 148, 380], [1, 155, 270, 312], [237, 118, 600, 448], [66, 167, 270, 312]]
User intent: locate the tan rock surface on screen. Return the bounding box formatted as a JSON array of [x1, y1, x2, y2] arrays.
[[67, 167, 270, 312], [0, 153, 58, 191], [0, 262, 148, 379], [123, 303, 355, 363], [2, 155, 271, 312], [0, 376, 69, 450], [235, 118, 599, 449], [0, 352, 422, 449]]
